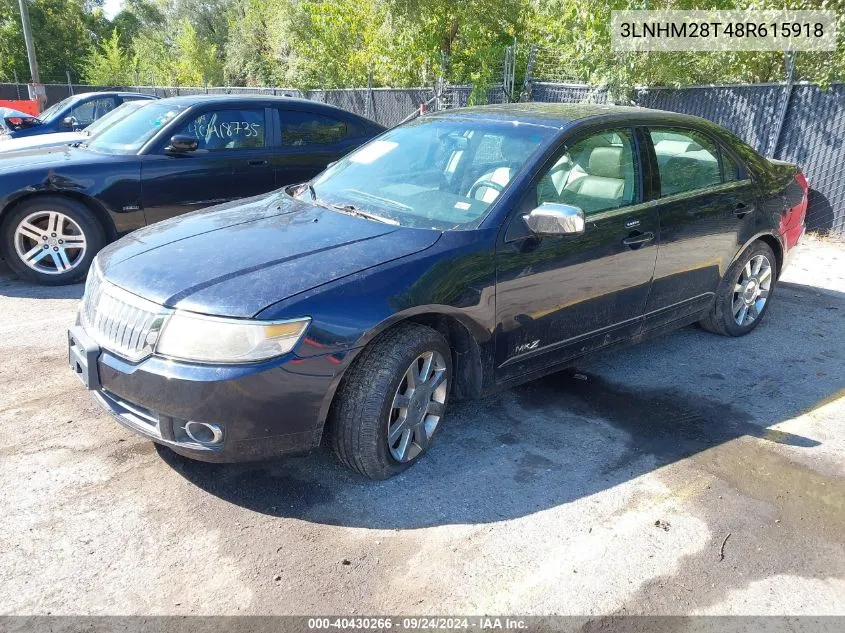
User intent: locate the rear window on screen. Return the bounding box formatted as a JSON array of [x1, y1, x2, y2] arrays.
[[649, 127, 722, 197], [280, 111, 347, 146]]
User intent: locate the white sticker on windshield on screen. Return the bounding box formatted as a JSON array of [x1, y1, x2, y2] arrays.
[[454, 202, 472, 210], [349, 140, 398, 164]]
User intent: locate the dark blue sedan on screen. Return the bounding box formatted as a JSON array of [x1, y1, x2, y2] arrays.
[[68, 104, 807, 479], [0, 94, 384, 284], [1, 91, 158, 139]]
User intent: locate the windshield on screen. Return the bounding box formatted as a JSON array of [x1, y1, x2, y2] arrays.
[[82, 100, 149, 138], [86, 102, 186, 155], [38, 96, 78, 122], [304, 117, 555, 229]]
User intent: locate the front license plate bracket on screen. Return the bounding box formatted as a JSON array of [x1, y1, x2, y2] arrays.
[[68, 326, 101, 390]]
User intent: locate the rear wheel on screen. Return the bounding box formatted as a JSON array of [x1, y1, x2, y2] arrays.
[[1, 196, 105, 285], [329, 323, 452, 479], [700, 240, 777, 337]]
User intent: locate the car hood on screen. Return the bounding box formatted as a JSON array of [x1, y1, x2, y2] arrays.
[[97, 192, 442, 317], [0, 131, 84, 153], [0, 144, 112, 174]]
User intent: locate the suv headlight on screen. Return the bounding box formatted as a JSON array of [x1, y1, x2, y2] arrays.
[[155, 312, 310, 364]]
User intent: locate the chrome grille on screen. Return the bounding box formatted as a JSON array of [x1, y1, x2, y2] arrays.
[[79, 266, 170, 362]]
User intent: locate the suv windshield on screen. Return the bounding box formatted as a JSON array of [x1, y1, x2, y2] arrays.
[[304, 117, 555, 229], [87, 103, 186, 155]]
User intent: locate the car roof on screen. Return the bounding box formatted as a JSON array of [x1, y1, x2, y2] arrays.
[[436, 102, 716, 131], [62, 91, 156, 103], [150, 93, 379, 122]]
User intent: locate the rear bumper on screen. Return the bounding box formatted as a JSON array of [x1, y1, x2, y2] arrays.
[[69, 325, 353, 462], [781, 222, 806, 273]]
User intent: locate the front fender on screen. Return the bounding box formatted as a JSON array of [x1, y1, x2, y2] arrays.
[[258, 229, 498, 359]]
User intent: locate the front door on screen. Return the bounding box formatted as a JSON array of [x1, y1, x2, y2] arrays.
[[140, 107, 275, 225], [495, 127, 659, 382]]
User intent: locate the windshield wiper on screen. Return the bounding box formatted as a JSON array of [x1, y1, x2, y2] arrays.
[[304, 183, 396, 224], [327, 202, 398, 225]]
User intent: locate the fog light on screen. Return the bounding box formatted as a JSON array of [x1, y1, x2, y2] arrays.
[[183, 421, 223, 446]]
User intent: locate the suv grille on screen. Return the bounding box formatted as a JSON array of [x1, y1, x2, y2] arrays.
[[80, 267, 170, 362]]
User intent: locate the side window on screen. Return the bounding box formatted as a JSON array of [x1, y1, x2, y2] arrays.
[[175, 109, 265, 151], [535, 128, 637, 214], [649, 128, 721, 197], [69, 98, 116, 126], [280, 111, 347, 146], [721, 147, 740, 182]]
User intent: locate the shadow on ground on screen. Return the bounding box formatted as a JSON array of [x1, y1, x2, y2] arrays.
[[157, 280, 844, 529], [0, 262, 85, 300]]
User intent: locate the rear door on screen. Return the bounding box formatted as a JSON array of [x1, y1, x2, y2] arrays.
[[494, 126, 659, 382], [271, 108, 371, 187], [140, 106, 276, 224], [641, 126, 756, 331]]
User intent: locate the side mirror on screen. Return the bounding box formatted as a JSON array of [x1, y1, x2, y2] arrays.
[[165, 134, 199, 154], [523, 202, 585, 236], [62, 116, 76, 129]]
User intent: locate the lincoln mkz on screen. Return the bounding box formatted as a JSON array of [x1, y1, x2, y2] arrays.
[[68, 104, 807, 479]]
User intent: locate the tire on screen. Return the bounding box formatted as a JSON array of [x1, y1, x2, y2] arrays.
[[329, 323, 452, 479], [0, 196, 105, 285], [699, 240, 777, 337]]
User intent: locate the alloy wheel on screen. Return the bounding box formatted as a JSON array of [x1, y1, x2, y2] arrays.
[[13, 211, 87, 275], [387, 350, 448, 463], [732, 254, 773, 327]]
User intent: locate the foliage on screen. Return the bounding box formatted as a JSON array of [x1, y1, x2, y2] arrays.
[[0, 0, 100, 82], [85, 28, 131, 85], [1, 0, 843, 89]]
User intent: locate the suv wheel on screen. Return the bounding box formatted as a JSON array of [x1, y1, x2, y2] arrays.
[[329, 323, 452, 479]]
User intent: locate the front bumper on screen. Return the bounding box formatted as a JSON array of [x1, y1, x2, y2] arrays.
[[68, 325, 353, 462]]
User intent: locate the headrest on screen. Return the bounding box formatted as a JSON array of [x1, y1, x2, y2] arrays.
[[501, 135, 538, 161], [588, 146, 625, 179], [654, 139, 702, 156]]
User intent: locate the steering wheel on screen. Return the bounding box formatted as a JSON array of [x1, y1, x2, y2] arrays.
[[469, 179, 505, 200]]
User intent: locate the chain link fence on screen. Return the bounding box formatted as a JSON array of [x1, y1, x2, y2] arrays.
[[530, 82, 610, 104], [0, 82, 439, 128], [1, 76, 842, 236]]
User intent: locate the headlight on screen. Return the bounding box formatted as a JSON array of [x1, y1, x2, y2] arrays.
[[155, 312, 310, 364]]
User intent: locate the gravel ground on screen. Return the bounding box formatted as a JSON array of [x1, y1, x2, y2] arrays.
[[0, 237, 843, 617]]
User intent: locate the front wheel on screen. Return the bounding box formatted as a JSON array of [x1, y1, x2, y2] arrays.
[[329, 323, 452, 479], [700, 240, 777, 337], [1, 196, 105, 285]]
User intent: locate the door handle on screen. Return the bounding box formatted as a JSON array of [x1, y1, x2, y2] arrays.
[[248, 159, 269, 166], [622, 231, 655, 248]]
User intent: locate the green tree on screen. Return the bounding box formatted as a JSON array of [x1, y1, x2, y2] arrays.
[[0, 0, 93, 82], [172, 18, 223, 85], [224, 0, 290, 86], [85, 28, 131, 84]]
